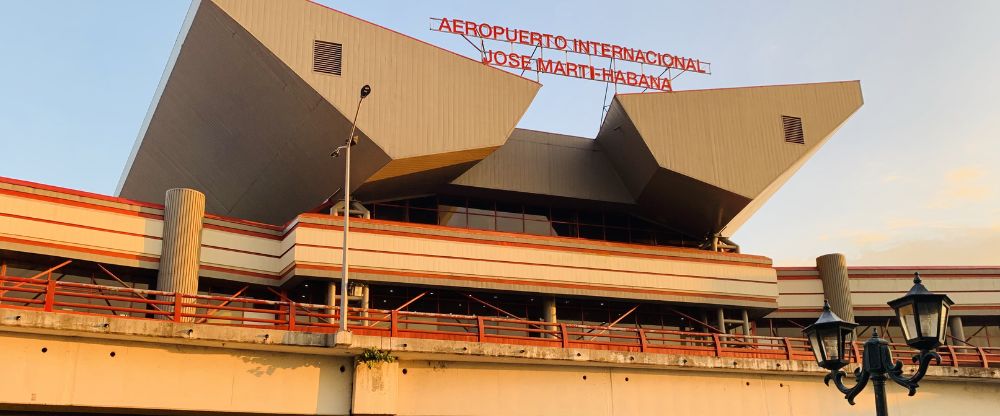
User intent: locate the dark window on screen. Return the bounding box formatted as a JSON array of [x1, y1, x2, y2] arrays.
[[408, 208, 437, 225], [605, 227, 629, 243], [373, 204, 406, 221], [579, 224, 604, 240], [366, 196, 702, 249], [579, 211, 604, 226], [552, 222, 578, 237]]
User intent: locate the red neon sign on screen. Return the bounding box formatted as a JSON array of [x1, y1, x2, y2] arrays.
[[431, 17, 711, 91]]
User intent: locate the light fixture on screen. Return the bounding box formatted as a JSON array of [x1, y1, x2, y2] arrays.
[[807, 272, 954, 416]]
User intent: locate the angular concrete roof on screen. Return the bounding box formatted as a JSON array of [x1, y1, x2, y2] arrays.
[[450, 129, 634, 204], [597, 81, 863, 238], [118, 0, 539, 223], [116, 0, 862, 242]]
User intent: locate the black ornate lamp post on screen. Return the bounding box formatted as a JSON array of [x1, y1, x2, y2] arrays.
[[804, 272, 954, 416]]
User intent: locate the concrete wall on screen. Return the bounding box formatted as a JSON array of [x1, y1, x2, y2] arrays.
[[0, 331, 352, 415], [1, 309, 997, 415], [393, 360, 999, 416], [2, 329, 998, 416]]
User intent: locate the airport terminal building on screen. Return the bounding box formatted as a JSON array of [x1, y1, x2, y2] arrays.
[[1, 1, 998, 415]]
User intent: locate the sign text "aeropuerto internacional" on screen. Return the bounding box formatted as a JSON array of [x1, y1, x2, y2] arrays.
[[431, 18, 711, 91]]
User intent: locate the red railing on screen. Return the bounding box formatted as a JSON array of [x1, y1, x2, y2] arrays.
[[1, 274, 998, 368]]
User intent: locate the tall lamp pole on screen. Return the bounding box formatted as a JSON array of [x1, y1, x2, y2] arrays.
[[331, 84, 371, 336], [804, 273, 954, 416]]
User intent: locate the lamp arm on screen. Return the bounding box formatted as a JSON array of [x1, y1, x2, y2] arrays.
[[887, 350, 940, 396], [825, 367, 870, 405]]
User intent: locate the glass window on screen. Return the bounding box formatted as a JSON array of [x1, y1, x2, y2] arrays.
[[552, 222, 578, 237], [439, 212, 467, 228], [438, 196, 467, 212], [524, 205, 550, 222], [605, 212, 629, 227], [468, 214, 495, 231], [579, 224, 604, 240], [579, 211, 603, 225], [468, 198, 494, 215], [409, 196, 437, 209], [408, 208, 437, 225], [373, 204, 406, 221], [524, 219, 553, 236], [496, 202, 523, 218], [551, 208, 576, 222], [497, 217, 524, 233], [630, 229, 655, 245], [605, 227, 629, 243]]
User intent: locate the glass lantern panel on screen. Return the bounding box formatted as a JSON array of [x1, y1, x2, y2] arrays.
[[821, 328, 840, 360], [842, 329, 855, 361], [897, 302, 916, 340], [809, 332, 824, 362], [938, 303, 950, 343], [917, 300, 941, 339]]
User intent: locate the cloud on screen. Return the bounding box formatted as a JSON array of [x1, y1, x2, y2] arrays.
[[926, 166, 994, 209], [851, 226, 1000, 266]]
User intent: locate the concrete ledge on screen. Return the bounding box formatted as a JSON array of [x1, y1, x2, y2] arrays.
[[2, 308, 997, 382]]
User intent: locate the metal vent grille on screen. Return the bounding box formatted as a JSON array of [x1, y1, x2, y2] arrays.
[[782, 115, 804, 144], [313, 40, 342, 76]]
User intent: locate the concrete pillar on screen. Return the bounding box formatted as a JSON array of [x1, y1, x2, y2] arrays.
[[542, 297, 557, 338], [157, 188, 205, 322], [352, 361, 399, 416], [816, 253, 855, 322], [327, 282, 339, 317], [741, 309, 751, 336], [717, 308, 726, 334], [949, 316, 966, 344]]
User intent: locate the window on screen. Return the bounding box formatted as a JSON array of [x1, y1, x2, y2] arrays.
[[364, 195, 701, 248]]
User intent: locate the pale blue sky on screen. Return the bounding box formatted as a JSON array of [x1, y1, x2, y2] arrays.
[[1, 1, 997, 266]]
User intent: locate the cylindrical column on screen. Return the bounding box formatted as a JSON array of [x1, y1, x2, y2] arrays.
[[542, 297, 557, 339], [741, 309, 751, 336], [816, 253, 855, 322], [157, 188, 205, 322], [717, 308, 726, 334], [949, 316, 966, 344]]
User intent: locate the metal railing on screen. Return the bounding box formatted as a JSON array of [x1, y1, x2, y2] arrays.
[[1, 274, 997, 368]]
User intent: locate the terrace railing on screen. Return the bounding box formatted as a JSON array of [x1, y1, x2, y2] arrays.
[[1, 274, 997, 368]]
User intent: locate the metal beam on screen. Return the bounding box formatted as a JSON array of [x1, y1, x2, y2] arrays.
[[97, 264, 165, 313], [667, 307, 722, 333], [587, 304, 639, 341], [195, 285, 249, 324]]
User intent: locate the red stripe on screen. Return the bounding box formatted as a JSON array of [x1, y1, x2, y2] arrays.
[[0, 212, 160, 240], [0, 235, 159, 263]]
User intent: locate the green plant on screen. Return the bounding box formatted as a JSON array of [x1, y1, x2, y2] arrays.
[[357, 347, 396, 369]]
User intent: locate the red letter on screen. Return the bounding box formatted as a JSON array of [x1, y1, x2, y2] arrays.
[[437, 18, 453, 33]]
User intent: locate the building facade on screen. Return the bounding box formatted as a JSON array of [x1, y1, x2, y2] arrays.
[[1, 0, 998, 415]]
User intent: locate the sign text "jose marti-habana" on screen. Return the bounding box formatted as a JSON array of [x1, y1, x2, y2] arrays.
[[431, 18, 710, 91]]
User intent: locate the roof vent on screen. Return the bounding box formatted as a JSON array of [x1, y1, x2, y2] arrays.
[[313, 40, 343, 76], [782, 115, 804, 144]]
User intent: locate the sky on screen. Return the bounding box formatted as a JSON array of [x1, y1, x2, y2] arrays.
[[0, 1, 997, 267]]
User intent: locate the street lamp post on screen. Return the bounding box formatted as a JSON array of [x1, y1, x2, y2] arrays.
[[804, 273, 954, 416], [331, 84, 371, 337]]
